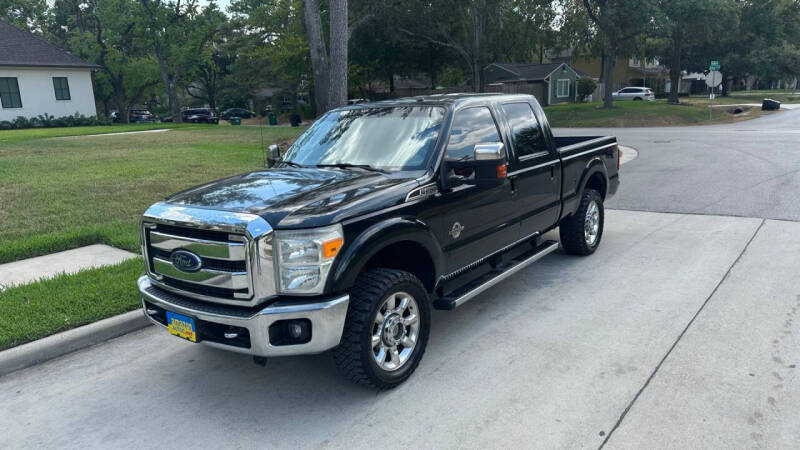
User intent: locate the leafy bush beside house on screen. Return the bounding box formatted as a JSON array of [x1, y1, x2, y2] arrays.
[[0, 113, 112, 130], [577, 77, 597, 102]]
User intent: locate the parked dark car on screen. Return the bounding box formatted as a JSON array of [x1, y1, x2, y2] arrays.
[[181, 108, 219, 124], [129, 109, 155, 123], [138, 93, 620, 388], [221, 108, 256, 120]]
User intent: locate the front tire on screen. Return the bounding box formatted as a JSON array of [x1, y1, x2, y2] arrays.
[[333, 269, 430, 389], [559, 189, 604, 255]]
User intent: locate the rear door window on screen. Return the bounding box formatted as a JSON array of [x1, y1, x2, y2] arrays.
[[500, 102, 547, 158], [445, 106, 502, 161]]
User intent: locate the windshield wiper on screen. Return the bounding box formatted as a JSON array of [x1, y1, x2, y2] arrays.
[[316, 163, 389, 174], [278, 160, 305, 168]]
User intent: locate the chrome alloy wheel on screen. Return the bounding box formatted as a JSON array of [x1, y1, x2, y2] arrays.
[[584, 200, 600, 246], [372, 291, 420, 371]]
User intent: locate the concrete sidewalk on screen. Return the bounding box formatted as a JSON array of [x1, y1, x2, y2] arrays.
[[0, 244, 136, 289]]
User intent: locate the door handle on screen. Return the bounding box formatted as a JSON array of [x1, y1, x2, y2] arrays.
[[550, 165, 556, 179]]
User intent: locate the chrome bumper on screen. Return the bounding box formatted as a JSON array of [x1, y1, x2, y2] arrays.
[[138, 275, 349, 357]]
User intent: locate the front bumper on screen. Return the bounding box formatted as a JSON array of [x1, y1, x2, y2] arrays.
[[138, 275, 349, 357]]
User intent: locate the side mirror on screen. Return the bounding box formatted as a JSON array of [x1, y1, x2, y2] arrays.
[[474, 142, 504, 161], [441, 142, 507, 190], [265, 144, 280, 167]]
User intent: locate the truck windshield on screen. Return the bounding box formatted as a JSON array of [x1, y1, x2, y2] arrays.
[[282, 106, 445, 171]]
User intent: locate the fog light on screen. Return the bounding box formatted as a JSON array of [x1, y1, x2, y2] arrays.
[[288, 322, 304, 339], [268, 319, 312, 346]]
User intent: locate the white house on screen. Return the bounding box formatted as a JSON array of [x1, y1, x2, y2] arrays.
[[0, 20, 98, 121]]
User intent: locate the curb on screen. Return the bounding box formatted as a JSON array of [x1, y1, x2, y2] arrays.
[[619, 145, 638, 165], [0, 309, 152, 378]]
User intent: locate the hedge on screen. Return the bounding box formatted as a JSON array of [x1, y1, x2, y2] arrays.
[[0, 113, 112, 130]]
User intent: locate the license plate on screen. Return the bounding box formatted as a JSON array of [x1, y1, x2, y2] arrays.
[[166, 311, 197, 343]]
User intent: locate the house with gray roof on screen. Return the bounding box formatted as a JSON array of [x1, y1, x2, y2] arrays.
[[484, 62, 583, 106], [0, 20, 98, 121]]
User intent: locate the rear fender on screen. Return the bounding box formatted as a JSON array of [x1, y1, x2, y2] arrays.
[[566, 157, 608, 217]]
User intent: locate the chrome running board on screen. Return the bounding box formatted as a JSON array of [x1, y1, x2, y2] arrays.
[[433, 240, 560, 310]]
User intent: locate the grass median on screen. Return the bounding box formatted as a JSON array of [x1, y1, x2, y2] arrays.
[[546, 98, 769, 127], [0, 258, 144, 350]]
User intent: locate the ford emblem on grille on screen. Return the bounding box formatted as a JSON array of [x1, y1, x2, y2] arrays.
[[170, 249, 203, 273]]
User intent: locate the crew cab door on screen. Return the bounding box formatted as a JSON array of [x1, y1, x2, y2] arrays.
[[431, 106, 519, 274], [499, 101, 562, 237]]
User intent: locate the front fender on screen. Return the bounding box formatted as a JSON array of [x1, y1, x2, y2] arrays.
[[330, 217, 445, 292]]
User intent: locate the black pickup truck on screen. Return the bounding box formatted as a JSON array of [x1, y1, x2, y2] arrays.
[[138, 93, 619, 388]]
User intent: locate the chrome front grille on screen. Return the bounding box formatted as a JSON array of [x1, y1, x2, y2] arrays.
[[141, 203, 276, 307]]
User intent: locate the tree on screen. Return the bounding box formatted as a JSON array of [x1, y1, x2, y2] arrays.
[[186, 36, 235, 110], [139, 0, 223, 122], [658, 0, 737, 103], [577, 77, 597, 101], [582, 0, 658, 108], [54, 0, 160, 122], [397, 0, 497, 93], [302, 0, 355, 115], [1, 0, 48, 32]]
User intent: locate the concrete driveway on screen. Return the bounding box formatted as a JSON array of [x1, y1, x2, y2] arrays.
[[1, 210, 797, 449]]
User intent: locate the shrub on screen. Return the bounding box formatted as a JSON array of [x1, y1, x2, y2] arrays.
[[3, 113, 110, 130], [577, 77, 598, 102]]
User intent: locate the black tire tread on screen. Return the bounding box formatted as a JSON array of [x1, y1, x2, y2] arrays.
[[332, 268, 429, 389], [559, 189, 603, 255]]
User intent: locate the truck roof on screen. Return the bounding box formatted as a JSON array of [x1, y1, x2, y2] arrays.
[[339, 93, 537, 110]]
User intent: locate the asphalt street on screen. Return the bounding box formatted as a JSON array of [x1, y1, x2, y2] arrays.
[[2, 108, 799, 449], [557, 106, 800, 221]]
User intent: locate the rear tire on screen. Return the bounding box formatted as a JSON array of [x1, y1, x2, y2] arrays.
[[333, 269, 430, 389], [559, 189, 604, 255]]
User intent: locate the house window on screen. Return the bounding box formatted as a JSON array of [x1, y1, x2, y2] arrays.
[[556, 79, 570, 98], [0, 77, 22, 108], [53, 77, 71, 101]]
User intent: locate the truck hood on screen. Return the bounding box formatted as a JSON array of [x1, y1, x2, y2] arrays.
[[163, 168, 419, 228]]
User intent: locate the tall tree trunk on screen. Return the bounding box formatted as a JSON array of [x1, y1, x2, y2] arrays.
[[602, 39, 617, 108], [112, 78, 130, 124], [328, 0, 348, 110], [303, 0, 329, 115], [668, 31, 682, 104]]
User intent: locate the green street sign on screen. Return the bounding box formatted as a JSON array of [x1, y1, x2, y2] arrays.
[[710, 60, 720, 70]]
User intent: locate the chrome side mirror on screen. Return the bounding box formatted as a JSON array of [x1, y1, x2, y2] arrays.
[[266, 144, 280, 167], [474, 142, 504, 161]]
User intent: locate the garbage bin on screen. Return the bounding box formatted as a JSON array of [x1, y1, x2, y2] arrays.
[[290, 114, 301, 127], [268, 113, 278, 125], [762, 98, 781, 110], [230, 116, 241, 126]]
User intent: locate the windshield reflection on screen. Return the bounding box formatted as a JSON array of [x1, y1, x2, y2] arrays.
[[282, 106, 445, 171]]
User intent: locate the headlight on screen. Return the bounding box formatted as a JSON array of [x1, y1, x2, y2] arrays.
[[274, 224, 343, 295]]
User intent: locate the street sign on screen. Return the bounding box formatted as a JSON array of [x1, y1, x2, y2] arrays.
[[706, 68, 722, 121], [706, 71, 722, 88]]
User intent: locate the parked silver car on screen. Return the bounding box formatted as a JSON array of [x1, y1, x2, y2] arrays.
[[612, 87, 655, 101]]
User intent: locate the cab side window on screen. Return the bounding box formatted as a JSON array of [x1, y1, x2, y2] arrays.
[[501, 102, 546, 158], [445, 106, 502, 161]]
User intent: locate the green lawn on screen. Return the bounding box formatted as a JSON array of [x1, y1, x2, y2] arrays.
[[0, 258, 144, 350], [0, 124, 305, 349], [0, 124, 305, 263], [546, 99, 768, 127]]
